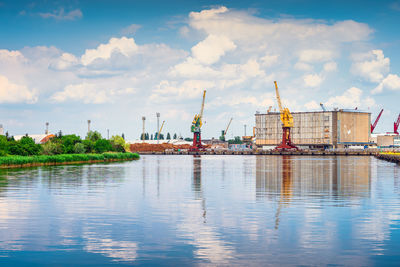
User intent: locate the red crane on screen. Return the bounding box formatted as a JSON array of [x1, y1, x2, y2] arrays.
[[394, 114, 400, 135], [371, 109, 383, 133]]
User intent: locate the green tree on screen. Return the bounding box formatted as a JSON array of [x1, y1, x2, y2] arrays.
[[173, 133, 177, 139], [61, 134, 82, 154], [42, 141, 63, 155], [73, 143, 86, 154], [86, 131, 102, 142], [228, 136, 243, 144], [83, 139, 95, 153], [94, 139, 113, 153], [167, 132, 171, 140], [0, 135, 9, 156], [150, 134, 153, 140], [110, 135, 126, 152], [159, 133, 164, 140], [8, 136, 41, 156]]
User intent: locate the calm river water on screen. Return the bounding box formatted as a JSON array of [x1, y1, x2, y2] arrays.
[[0, 155, 400, 266]]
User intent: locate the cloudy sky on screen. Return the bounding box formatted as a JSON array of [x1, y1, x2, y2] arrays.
[[1, 0, 400, 139]]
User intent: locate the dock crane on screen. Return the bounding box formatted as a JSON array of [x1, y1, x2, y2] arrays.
[[395, 114, 400, 135], [274, 81, 298, 151], [190, 90, 206, 151], [371, 109, 383, 133], [220, 118, 233, 141]]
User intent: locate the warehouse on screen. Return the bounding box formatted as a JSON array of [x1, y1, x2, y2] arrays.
[[255, 110, 371, 149]]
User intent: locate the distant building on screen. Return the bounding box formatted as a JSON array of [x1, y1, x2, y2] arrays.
[[14, 134, 55, 144], [255, 110, 372, 149]]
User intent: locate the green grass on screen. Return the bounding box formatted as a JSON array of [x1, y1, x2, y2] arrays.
[[0, 152, 140, 166]]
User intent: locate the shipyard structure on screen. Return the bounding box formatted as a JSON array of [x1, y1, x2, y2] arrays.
[[255, 110, 371, 149]]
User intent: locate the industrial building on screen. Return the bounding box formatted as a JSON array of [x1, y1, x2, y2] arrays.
[[255, 110, 371, 149]]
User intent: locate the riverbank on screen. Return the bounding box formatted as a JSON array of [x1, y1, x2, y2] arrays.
[[0, 152, 140, 169]]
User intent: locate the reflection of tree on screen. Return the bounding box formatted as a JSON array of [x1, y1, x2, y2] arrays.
[[0, 168, 40, 196], [192, 155, 206, 223]]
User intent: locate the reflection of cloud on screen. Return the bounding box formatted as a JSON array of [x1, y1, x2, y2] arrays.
[[84, 234, 138, 262]]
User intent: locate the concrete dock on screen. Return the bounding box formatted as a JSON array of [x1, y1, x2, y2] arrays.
[[138, 150, 375, 156]]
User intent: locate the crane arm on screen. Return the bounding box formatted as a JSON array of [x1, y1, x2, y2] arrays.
[[395, 113, 400, 134], [158, 120, 165, 138], [274, 81, 283, 113], [199, 90, 206, 120], [224, 118, 233, 137], [371, 109, 383, 133]]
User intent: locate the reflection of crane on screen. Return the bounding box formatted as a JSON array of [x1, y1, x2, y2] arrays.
[[371, 109, 383, 133], [220, 118, 233, 141], [190, 90, 206, 151], [395, 114, 400, 135], [275, 156, 293, 229], [274, 81, 298, 151], [157, 120, 165, 140], [320, 103, 326, 112]]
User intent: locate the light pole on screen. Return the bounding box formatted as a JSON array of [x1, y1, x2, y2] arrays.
[[87, 120, 91, 133], [45, 122, 49, 135], [156, 112, 160, 144], [142, 116, 146, 142], [107, 129, 109, 140], [244, 124, 247, 136]]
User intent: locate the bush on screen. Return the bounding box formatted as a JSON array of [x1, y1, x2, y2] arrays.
[[86, 131, 102, 142], [42, 141, 63, 155], [83, 140, 95, 153], [94, 139, 113, 153], [61, 135, 82, 154], [73, 143, 86, 154], [110, 135, 126, 152], [8, 136, 41, 156]]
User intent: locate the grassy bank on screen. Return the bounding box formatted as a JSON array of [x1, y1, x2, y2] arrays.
[[0, 152, 140, 168]]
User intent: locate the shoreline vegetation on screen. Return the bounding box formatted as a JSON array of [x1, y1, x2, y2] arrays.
[[0, 152, 140, 169]]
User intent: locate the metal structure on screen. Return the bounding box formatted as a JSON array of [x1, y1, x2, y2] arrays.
[[395, 114, 400, 135], [45, 122, 49, 135], [87, 120, 91, 133], [273, 81, 298, 151], [320, 103, 326, 112], [142, 116, 146, 142], [190, 90, 206, 151], [220, 118, 233, 141], [371, 109, 384, 133], [157, 120, 165, 140], [267, 106, 272, 113], [156, 112, 160, 144], [244, 124, 247, 136]]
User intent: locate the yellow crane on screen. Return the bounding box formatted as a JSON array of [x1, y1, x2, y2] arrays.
[[274, 81, 298, 150], [190, 90, 206, 151], [220, 117, 233, 141], [157, 120, 165, 140]]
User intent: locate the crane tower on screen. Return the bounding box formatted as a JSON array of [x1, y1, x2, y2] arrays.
[[190, 90, 206, 151]]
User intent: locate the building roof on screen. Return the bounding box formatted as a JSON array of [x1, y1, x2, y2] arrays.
[[14, 134, 55, 144]]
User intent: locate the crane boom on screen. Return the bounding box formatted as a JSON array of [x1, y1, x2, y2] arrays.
[[158, 120, 165, 138], [199, 90, 206, 120], [395, 113, 400, 134], [371, 109, 383, 133], [224, 118, 233, 137], [274, 81, 283, 112]]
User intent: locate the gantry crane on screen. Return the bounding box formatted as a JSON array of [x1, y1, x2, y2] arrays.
[[190, 90, 206, 151], [394, 113, 400, 135], [274, 81, 298, 151], [220, 118, 233, 141], [371, 109, 383, 133]]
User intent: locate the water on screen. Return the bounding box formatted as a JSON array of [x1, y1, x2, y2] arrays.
[[0, 155, 400, 266]]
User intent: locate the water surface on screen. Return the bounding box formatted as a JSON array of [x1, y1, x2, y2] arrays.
[[0, 155, 399, 266]]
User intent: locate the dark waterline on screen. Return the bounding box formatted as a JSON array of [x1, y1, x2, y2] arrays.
[[0, 155, 399, 266]]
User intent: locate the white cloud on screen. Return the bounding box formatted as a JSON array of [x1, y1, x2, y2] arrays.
[[260, 54, 278, 67], [169, 57, 219, 78], [50, 52, 79, 70], [372, 74, 400, 94], [294, 62, 313, 71], [351, 50, 390, 83], [150, 80, 215, 102], [323, 61, 337, 72], [39, 8, 82, 21], [191, 34, 236, 65], [0, 75, 37, 103], [121, 24, 142, 35], [303, 74, 323, 87], [304, 100, 321, 110], [81, 37, 139, 66], [299, 49, 333, 63], [325, 87, 375, 109]]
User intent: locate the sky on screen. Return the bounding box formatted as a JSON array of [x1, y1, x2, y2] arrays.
[[0, 0, 400, 140]]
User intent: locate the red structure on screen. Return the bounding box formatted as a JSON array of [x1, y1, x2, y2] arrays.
[[190, 132, 205, 152], [394, 114, 400, 135], [371, 109, 384, 133], [275, 127, 298, 151]]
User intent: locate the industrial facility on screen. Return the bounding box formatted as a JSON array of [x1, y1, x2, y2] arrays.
[[255, 109, 371, 149]]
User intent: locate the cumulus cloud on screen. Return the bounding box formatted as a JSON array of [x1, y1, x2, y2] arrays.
[[299, 49, 334, 63], [323, 61, 337, 72], [39, 8, 82, 21], [304, 100, 321, 110], [303, 74, 323, 87], [81, 37, 139, 66], [150, 80, 215, 102], [372, 74, 400, 94], [0, 75, 37, 103], [50, 52, 79, 70], [191, 34, 236, 65], [351, 50, 390, 83], [121, 24, 142, 35], [325, 87, 375, 109]]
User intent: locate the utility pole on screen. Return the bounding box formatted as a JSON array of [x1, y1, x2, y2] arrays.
[[244, 124, 247, 136], [142, 116, 146, 142], [156, 112, 160, 144], [87, 120, 91, 133], [107, 129, 109, 140], [45, 122, 49, 135]]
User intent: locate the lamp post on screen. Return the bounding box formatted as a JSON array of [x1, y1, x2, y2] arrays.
[[142, 116, 146, 142], [156, 112, 160, 144]]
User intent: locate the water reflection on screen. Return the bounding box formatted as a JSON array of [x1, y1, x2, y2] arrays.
[[256, 156, 371, 201]]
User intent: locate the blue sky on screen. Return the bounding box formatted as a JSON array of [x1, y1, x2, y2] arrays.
[[0, 0, 400, 139]]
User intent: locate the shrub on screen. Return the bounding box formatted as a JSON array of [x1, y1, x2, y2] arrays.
[[94, 139, 113, 154], [110, 135, 126, 152], [73, 143, 86, 154], [42, 141, 64, 155], [86, 131, 102, 142], [83, 140, 95, 153], [61, 135, 82, 154]]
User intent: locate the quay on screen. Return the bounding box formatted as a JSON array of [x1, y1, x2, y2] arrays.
[[138, 150, 376, 156], [375, 153, 400, 164]]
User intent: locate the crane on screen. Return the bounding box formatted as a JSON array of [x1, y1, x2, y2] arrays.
[[220, 118, 233, 141], [190, 90, 206, 151], [371, 109, 383, 133], [157, 120, 165, 140], [395, 113, 400, 135], [320, 103, 326, 112], [274, 81, 298, 151], [267, 106, 272, 113]]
